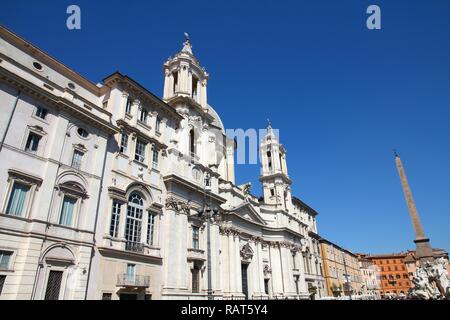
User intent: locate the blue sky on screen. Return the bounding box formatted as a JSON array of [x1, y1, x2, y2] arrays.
[[2, 0, 450, 254]]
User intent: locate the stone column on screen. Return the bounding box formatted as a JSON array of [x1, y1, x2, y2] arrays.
[[200, 79, 207, 108], [280, 244, 294, 295], [235, 233, 241, 295], [227, 231, 234, 294], [269, 244, 283, 295], [120, 92, 129, 119], [131, 99, 140, 127], [163, 69, 172, 99], [257, 241, 265, 295]]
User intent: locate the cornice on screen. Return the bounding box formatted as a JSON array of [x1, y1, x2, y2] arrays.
[[0, 26, 102, 95], [102, 72, 183, 122], [163, 173, 226, 204], [0, 66, 118, 135]]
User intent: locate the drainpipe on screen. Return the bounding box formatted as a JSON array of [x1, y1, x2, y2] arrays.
[[84, 134, 110, 300], [0, 90, 21, 153]]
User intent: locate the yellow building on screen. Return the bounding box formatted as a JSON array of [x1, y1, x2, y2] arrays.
[[319, 239, 363, 298]]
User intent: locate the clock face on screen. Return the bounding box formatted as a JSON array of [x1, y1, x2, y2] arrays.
[[192, 167, 202, 181]]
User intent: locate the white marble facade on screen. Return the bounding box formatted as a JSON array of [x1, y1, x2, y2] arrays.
[[0, 27, 324, 300]]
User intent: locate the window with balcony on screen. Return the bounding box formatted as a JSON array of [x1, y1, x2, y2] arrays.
[[120, 133, 128, 153], [192, 226, 200, 249], [25, 132, 41, 153], [125, 193, 143, 247], [134, 139, 146, 162], [109, 200, 121, 238]]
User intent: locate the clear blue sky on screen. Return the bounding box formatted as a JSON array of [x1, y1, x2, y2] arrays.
[[2, 0, 449, 254]]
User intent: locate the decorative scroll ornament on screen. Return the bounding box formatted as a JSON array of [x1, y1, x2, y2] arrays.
[[165, 196, 191, 215]]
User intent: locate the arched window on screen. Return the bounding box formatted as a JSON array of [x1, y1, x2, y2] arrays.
[[125, 193, 143, 244]]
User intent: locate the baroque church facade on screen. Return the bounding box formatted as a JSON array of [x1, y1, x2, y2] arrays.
[[0, 27, 325, 300]]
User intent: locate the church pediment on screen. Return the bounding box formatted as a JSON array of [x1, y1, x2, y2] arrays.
[[227, 202, 267, 225]]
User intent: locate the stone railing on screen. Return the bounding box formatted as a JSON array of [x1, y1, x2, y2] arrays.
[[125, 241, 145, 253], [117, 274, 150, 288]]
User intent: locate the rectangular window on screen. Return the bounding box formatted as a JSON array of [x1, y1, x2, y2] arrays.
[[25, 132, 41, 152], [71, 150, 84, 170], [0, 275, 5, 295], [102, 293, 112, 300], [0, 251, 13, 270], [44, 270, 63, 300], [126, 264, 135, 281], [147, 214, 155, 245], [125, 97, 132, 114], [109, 200, 121, 238], [152, 148, 159, 169], [139, 108, 148, 123], [192, 266, 200, 293], [59, 196, 76, 226], [155, 116, 161, 133], [192, 226, 199, 249], [35, 106, 48, 119], [120, 133, 128, 153], [135, 139, 146, 162], [6, 182, 30, 216]]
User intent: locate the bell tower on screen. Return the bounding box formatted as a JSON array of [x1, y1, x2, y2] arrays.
[[163, 33, 209, 108], [259, 121, 292, 210]]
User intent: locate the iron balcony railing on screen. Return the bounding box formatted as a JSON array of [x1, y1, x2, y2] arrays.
[[117, 274, 150, 287], [125, 241, 145, 253]]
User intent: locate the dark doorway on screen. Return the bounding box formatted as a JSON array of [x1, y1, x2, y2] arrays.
[[241, 263, 248, 299], [120, 293, 138, 300], [264, 279, 270, 295]]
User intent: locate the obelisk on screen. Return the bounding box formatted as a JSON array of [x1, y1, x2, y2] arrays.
[[394, 152, 434, 265]]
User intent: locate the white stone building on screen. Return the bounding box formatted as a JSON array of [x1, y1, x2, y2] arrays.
[[0, 27, 117, 299], [0, 27, 325, 300]]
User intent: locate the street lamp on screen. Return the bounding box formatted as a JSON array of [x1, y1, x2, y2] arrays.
[[196, 172, 219, 300]]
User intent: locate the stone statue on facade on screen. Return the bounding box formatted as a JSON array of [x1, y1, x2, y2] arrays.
[[242, 182, 252, 199]]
